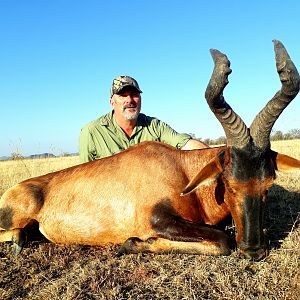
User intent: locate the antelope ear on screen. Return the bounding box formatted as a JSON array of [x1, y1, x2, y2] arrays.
[[181, 156, 224, 196], [271, 150, 300, 171]]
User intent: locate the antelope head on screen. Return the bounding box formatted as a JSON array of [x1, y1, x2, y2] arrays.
[[182, 40, 300, 260]]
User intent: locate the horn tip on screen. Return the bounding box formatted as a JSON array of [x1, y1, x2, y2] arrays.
[[272, 39, 281, 45]]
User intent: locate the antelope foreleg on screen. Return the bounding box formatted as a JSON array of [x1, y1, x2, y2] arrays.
[[118, 236, 231, 256], [118, 210, 232, 256]]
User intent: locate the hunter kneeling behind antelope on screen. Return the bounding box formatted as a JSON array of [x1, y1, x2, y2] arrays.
[[1, 40, 300, 261]]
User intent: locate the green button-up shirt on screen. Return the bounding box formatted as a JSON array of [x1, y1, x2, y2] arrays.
[[79, 111, 191, 163]]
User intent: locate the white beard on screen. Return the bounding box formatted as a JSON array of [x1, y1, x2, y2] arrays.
[[122, 107, 141, 121]]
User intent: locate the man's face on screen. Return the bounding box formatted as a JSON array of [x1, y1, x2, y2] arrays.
[[110, 87, 141, 121]]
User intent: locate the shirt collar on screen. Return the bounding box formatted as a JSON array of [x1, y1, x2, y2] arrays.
[[99, 111, 113, 126], [100, 111, 146, 126], [99, 111, 146, 137]]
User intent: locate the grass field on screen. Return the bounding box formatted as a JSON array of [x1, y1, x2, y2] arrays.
[[0, 140, 299, 299]]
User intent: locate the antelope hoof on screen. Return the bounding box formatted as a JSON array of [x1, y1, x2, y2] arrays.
[[117, 237, 143, 256], [12, 230, 26, 255]]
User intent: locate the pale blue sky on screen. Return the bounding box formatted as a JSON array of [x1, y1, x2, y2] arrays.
[[0, 0, 299, 156]]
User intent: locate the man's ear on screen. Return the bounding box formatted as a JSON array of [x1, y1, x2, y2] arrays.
[[109, 96, 114, 105]]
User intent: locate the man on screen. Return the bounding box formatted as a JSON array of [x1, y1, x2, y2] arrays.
[[79, 75, 207, 163]]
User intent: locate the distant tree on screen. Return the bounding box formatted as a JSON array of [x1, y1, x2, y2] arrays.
[[287, 128, 300, 139], [203, 138, 212, 145], [11, 152, 24, 160], [202, 136, 226, 145], [62, 152, 71, 157], [189, 133, 197, 139], [192, 128, 299, 145], [271, 130, 284, 141], [214, 136, 227, 145]]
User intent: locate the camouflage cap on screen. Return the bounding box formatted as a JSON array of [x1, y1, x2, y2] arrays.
[[110, 75, 142, 96]]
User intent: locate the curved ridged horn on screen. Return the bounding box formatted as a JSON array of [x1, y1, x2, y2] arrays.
[[250, 40, 300, 149], [205, 49, 250, 148]]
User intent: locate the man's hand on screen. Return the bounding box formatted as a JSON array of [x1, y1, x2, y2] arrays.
[[181, 139, 209, 150]]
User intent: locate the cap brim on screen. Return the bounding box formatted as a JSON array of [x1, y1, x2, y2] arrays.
[[116, 85, 142, 94]]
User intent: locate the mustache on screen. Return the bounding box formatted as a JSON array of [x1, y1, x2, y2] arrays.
[[123, 104, 137, 109]]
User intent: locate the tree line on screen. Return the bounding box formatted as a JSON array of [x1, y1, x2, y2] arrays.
[[191, 128, 300, 145]]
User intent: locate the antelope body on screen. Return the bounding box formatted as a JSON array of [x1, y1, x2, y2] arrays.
[[1, 40, 300, 260]]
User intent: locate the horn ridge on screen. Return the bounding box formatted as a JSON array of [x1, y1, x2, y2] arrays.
[[206, 50, 250, 148]]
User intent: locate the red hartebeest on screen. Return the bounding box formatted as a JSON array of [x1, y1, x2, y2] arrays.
[[1, 40, 300, 260]]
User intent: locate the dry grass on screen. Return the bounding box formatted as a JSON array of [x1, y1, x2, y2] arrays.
[[0, 140, 299, 300], [271, 139, 300, 157], [0, 156, 80, 196]]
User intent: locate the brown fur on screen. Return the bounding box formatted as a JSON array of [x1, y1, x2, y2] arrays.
[[1, 141, 298, 258]]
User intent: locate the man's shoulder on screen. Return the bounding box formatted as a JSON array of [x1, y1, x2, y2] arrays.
[[138, 113, 161, 125], [82, 112, 112, 131]]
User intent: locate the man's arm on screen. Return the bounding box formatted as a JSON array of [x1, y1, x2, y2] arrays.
[[79, 127, 96, 163], [150, 117, 209, 150], [181, 139, 209, 150]]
